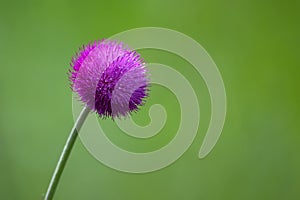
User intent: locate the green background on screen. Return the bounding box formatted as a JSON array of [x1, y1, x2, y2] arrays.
[[1, 0, 299, 199]]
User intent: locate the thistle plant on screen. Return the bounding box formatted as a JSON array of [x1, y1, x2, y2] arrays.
[[44, 39, 149, 199]]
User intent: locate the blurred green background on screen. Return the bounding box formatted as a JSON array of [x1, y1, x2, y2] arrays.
[[1, 0, 299, 199]]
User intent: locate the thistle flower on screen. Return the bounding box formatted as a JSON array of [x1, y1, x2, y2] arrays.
[[44, 39, 149, 200], [69, 39, 149, 118]]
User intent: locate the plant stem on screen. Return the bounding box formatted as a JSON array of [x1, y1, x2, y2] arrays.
[[44, 106, 90, 200]]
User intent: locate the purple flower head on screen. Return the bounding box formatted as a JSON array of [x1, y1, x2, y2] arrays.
[[69, 39, 149, 118]]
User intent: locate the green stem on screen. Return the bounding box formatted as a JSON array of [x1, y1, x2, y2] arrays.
[[44, 106, 90, 200]]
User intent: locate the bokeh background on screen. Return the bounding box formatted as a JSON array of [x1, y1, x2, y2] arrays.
[[1, 0, 299, 199]]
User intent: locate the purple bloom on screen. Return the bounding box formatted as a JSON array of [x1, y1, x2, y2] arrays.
[[69, 39, 149, 118]]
